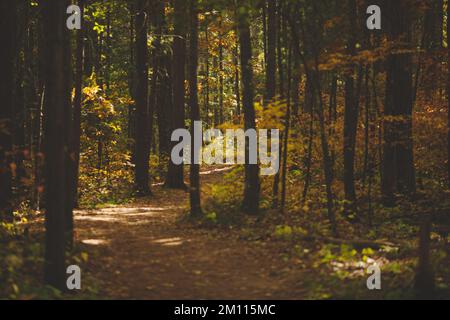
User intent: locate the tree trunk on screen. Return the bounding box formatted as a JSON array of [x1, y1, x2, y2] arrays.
[[265, 0, 276, 103], [0, 0, 16, 221], [237, 1, 260, 215], [127, 1, 136, 163], [277, 0, 286, 100], [72, 0, 85, 209], [414, 214, 435, 298], [382, 0, 415, 205], [42, 0, 72, 290], [134, 0, 151, 196], [204, 18, 211, 126], [447, 0, 450, 189], [343, 0, 358, 206], [166, 0, 187, 189], [154, 0, 171, 156], [189, 0, 202, 217], [219, 38, 224, 124], [280, 45, 292, 213], [233, 43, 241, 117]]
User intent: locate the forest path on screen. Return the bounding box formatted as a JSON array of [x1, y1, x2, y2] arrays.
[[75, 167, 307, 299]]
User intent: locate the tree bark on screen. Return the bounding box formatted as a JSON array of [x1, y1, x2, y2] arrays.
[[72, 0, 85, 209], [189, 0, 202, 217], [42, 0, 72, 290], [234, 43, 241, 117], [237, 0, 260, 215], [265, 0, 276, 103], [134, 0, 151, 196], [0, 0, 16, 220], [343, 0, 358, 205], [153, 0, 171, 156], [166, 0, 187, 189], [447, 0, 450, 189], [382, 0, 416, 205]]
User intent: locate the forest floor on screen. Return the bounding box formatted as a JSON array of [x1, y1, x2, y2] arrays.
[[3, 165, 449, 299], [75, 167, 309, 299]]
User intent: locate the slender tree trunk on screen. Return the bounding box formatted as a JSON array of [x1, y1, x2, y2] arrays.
[[329, 74, 337, 175], [271, 0, 281, 207], [204, 18, 210, 126], [147, 3, 155, 167], [189, 0, 202, 217], [343, 0, 358, 206], [219, 38, 224, 124], [277, 0, 285, 99], [363, 65, 370, 187], [292, 54, 301, 116], [302, 104, 314, 203], [153, 0, 170, 156], [447, 0, 450, 189], [72, 0, 84, 209], [105, 3, 112, 92], [166, 0, 187, 189], [280, 45, 292, 213], [265, 0, 276, 103], [134, 0, 151, 196], [127, 1, 136, 162], [238, 1, 260, 215], [34, 17, 46, 211], [314, 58, 338, 236], [234, 44, 241, 117], [0, 0, 16, 221], [291, 13, 338, 235], [262, 1, 267, 66], [42, 0, 72, 290]]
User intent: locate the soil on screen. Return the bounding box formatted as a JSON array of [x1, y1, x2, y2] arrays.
[[75, 167, 307, 299]]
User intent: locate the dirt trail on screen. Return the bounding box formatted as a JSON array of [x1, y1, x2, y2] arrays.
[[75, 168, 306, 299]]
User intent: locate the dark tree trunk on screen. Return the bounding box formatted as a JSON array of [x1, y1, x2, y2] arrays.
[[277, 0, 286, 99], [382, 0, 415, 205], [280, 45, 292, 213], [189, 0, 202, 217], [272, 0, 283, 207], [292, 53, 301, 116], [14, 9, 27, 196], [153, 0, 170, 157], [204, 18, 211, 126], [219, 38, 224, 124], [34, 15, 46, 211], [447, 0, 450, 189], [343, 0, 358, 206], [134, 0, 151, 196], [64, 1, 74, 248], [0, 0, 16, 220], [414, 214, 435, 298], [265, 0, 276, 103], [127, 1, 136, 162], [105, 4, 112, 92], [42, 0, 72, 290], [234, 43, 241, 117], [72, 0, 85, 209], [237, 1, 260, 215], [147, 3, 155, 168], [314, 61, 338, 236], [262, 1, 267, 66], [166, 0, 187, 189]]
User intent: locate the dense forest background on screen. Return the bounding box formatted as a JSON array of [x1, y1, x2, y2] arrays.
[[0, 0, 449, 299]]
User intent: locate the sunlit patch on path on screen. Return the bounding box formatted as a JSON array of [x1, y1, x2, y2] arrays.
[[74, 166, 306, 299]]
